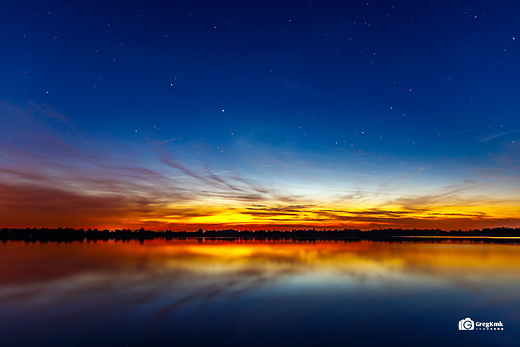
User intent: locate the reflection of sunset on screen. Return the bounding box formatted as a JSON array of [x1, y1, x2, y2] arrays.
[[2, 240, 520, 293], [2, 240, 520, 347], [3, 0, 520, 343]]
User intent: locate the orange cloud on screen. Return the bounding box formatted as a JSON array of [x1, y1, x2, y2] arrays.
[[2, 102, 520, 231]]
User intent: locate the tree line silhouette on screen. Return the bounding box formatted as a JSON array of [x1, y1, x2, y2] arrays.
[[2, 226, 520, 242]]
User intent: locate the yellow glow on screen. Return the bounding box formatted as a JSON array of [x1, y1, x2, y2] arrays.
[[4, 240, 520, 294], [137, 200, 520, 230]]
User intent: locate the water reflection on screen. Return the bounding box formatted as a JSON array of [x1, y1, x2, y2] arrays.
[[1, 239, 519, 346]]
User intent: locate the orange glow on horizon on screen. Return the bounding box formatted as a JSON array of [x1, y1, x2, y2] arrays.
[[1, 179, 519, 231]]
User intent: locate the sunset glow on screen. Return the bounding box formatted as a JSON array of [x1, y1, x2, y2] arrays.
[[1, 0, 519, 231]]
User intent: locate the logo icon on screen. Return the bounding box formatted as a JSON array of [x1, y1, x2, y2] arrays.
[[459, 318, 475, 330]]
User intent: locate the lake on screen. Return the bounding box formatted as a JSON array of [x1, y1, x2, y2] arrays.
[[1, 239, 519, 346]]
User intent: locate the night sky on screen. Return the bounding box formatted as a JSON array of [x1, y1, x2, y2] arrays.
[[1, 0, 519, 230]]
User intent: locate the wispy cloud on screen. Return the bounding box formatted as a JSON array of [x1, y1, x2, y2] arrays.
[[2, 102, 520, 230], [479, 130, 520, 142], [153, 137, 183, 145]]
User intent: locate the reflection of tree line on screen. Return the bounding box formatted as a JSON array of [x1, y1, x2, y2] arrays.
[[2, 227, 520, 242]]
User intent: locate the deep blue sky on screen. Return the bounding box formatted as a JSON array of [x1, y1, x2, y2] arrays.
[[1, 0, 519, 229]]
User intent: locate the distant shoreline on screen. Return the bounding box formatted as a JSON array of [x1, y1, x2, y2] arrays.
[[2, 227, 520, 244]]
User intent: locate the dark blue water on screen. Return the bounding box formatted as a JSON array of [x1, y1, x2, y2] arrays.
[[1, 239, 519, 346]]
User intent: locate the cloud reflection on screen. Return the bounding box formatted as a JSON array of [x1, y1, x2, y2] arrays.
[[2, 240, 520, 312]]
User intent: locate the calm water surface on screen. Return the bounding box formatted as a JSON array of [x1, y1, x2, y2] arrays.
[[1, 239, 519, 346]]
